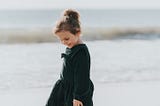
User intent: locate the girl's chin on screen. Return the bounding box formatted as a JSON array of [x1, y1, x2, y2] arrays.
[[66, 44, 72, 48]]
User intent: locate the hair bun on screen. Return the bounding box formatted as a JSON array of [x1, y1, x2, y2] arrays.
[[54, 9, 81, 35], [63, 9, 80, 21]]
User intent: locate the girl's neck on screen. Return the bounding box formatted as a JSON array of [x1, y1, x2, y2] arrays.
[[76, 39, 83, 45], [79, 38, 83, 43], [70, 39, 83, 49]]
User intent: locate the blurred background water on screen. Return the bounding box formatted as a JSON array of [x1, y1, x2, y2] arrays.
[[0, 9, 160, 91], [1, 9, 160, 43], [1, 9, 160, 28]]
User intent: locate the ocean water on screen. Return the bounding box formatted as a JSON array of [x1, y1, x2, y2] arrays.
[[0, 40, 160, 91], [1, 9, 160, 43], [0, 9, 160, 28], [0, 9, 160, 91]]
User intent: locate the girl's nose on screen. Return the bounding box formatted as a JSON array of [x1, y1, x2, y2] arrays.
[[62, 40, 67, 45]]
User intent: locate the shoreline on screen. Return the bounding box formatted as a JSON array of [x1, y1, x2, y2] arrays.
[[0, 26, 160, 44]]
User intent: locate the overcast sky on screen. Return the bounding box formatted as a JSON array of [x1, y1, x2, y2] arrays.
[[0, 0, 160, 10]]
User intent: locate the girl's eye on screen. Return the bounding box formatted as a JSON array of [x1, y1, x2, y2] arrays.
[[64, 38, 69, 40]]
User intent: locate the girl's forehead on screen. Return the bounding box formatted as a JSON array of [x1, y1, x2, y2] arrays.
[[56, 31, 73, 38]]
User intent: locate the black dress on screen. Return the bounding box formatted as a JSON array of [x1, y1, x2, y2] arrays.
[[45, 44, 94, 106]]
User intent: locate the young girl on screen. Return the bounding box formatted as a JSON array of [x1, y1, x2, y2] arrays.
[[45, 9, 94, 106]]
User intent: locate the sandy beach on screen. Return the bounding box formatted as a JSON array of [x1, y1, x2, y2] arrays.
[[1, 81, 160, 106]]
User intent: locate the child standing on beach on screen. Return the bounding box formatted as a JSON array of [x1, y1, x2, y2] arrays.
[[45, 9, 94, 106]]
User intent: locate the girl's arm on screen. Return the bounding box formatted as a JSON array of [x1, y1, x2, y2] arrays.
[[73, 49, 90, 103]]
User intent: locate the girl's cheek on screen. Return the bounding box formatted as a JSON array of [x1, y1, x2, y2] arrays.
[[68, 40, 71, 44]]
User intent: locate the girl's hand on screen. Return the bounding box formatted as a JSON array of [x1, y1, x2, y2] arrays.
[[73, 99, 83, 106]]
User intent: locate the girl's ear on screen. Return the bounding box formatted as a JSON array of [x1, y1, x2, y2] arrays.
[[76, 32, 81, 37]]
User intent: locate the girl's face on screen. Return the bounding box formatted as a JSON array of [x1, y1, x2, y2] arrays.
[[56, 31, 81, 48]]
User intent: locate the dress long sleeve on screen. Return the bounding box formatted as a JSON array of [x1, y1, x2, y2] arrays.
[[73, 49, 90, 102]]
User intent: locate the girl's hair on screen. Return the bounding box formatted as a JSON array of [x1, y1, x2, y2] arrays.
[[53, 9, 81, 35]]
